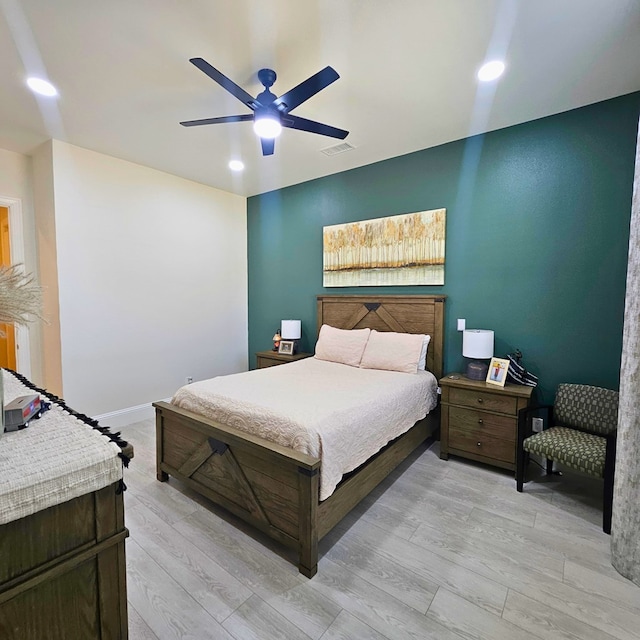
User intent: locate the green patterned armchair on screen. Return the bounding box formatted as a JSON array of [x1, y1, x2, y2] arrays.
[[516, 383, 618, 534]]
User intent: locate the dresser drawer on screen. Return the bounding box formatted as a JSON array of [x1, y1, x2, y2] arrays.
[[449, 426, 515, 464], [257, 357, 281, 368], [448, 406, 516, 442], [449, 387, 518, 415]]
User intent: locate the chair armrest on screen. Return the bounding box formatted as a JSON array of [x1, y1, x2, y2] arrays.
[[517, 404, 552, 446], [519, 404, 553, 417]]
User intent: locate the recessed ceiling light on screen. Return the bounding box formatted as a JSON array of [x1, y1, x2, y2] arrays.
[[477, 61, 505, 82], [229, 160, 245, 172], [26, 77, 58, 97]]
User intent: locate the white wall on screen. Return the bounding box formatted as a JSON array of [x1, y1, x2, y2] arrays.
[[49, 141, 247, 417]]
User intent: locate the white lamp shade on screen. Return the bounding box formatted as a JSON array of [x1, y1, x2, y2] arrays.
[[281, 320, 301, 340], [462, 329, 494, 359]]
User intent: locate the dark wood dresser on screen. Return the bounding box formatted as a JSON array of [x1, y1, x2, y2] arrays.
[[0, 369, 132, 639]]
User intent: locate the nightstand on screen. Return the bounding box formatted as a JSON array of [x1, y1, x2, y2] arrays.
[[255, 350, 313, 369], [439, 374, 533, 472]]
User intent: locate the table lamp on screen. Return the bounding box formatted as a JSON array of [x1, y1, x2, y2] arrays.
[[281, 320, 301, 354], [462, 329, 494, 380]]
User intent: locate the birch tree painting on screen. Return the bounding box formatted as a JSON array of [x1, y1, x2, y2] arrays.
[[323, 209, 446, 286]]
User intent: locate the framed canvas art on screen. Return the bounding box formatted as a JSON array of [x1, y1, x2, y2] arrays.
[[323, 209, 446, 287]]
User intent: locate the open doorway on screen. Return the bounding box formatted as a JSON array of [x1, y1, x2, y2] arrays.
[[0, 206, 16, 369], [0, 196, 31, 377]]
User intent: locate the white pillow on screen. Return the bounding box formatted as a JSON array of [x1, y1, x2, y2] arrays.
[[360, 330, 425, 374], [314, 325, 371, 367], [418, 335, 431, 371]]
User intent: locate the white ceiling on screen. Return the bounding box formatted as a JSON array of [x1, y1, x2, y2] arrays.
[[1, 0, 638, 197]]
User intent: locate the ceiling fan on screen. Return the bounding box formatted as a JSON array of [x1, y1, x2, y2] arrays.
[[180, 58, 349, 156]]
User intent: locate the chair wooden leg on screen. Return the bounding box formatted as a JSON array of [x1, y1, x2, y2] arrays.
[[603, 432, 616, 535], [516, 447, 526, 492], [603, 485, 613, 535], [516, 409, 530, 493]]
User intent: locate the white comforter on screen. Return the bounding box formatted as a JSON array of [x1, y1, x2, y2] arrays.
[[172, 357, 438, 500]]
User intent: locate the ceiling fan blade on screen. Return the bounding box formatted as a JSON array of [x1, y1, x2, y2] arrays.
[[189, 58, 261, 110], [282, 114, 348, 139], [261, 138, 275, 156], [180, 114, 254, 127], [273, 66, 339, 113]]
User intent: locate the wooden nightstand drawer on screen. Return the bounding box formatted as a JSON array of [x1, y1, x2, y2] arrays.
[[439, 373, 534, 472], [449, 427, 515, 464], [255, 351, 313, 369], [257, 356, 282, 368], [449, 406, 516, 442], [449, 387, 518, 415]]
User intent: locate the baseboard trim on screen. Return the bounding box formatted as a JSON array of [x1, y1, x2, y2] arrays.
[[94, 400, 170, 429]]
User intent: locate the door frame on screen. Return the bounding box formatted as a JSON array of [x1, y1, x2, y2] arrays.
[[0, 196, 32, 378]]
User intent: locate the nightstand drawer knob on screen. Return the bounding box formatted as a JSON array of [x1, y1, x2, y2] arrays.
[[478, 418, 483, 425], [477, 398, 484, 403], [477, 441, 482, 447]]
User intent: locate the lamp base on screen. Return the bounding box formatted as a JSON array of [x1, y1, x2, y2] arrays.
[[466, 360, 488, 381]]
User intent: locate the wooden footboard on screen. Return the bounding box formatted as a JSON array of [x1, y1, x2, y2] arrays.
[[154, 400, 438, 577], [154, 401, 321, 577]]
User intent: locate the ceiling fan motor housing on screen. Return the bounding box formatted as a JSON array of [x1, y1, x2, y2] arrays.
[[256, 89, 278, 106], [258, 68, 277, 88]]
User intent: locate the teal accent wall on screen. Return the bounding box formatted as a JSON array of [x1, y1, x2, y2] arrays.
[[248, 93, 640, 402]]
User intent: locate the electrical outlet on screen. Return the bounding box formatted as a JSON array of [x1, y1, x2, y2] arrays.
[[532, 417, 543, 433], [185, 376, 193, 384]]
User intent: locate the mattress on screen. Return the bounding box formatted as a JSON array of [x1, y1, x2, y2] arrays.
[[172, 357, 438, 500]]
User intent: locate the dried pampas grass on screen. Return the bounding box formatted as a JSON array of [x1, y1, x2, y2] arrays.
[[0, 265, 44, 331]]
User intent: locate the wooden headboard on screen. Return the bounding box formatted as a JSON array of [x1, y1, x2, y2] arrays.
[[316, 295, 446, 380]]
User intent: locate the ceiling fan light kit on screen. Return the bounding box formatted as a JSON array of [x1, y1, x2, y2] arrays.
[[253, 111, 282, 139], [180, 58, 348, 156]]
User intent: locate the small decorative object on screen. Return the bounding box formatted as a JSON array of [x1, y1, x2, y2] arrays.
[[278, 340, 295, 355], [0, 264, 44, 329], [280, 319, 301, 354], [272, 331, 281, 352], [0, 264, 45, 436], [4, 394, 50, 431], [462, 329, 494, 380], [505, 350, 539, 387], [486, 357, 510, 386]]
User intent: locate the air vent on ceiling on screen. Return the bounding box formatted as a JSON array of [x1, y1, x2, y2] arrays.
[[321, 142, 356, 156]]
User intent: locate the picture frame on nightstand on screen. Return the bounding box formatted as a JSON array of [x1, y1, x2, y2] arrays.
[[486, 357, 510, 386], [278, 340, 295, 355]]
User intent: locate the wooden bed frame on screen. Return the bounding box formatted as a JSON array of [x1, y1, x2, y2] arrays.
[[154, 294, 445, 577]]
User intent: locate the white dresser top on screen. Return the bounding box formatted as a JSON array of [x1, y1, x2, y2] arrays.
[[0, 369, 124, 525]]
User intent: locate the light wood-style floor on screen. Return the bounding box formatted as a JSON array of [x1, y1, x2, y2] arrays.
[[122, 418, 640, 640]]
